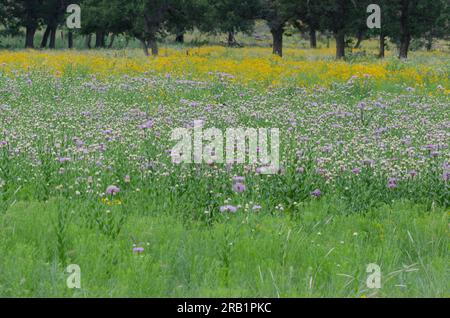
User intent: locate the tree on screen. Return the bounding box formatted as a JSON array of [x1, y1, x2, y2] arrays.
[[369, 0, 396, 58], [126, 0, 207, 56], [381, 0, 447, 59], [124, 0, 170, 56], [426, 1, 450, 50], [318, 0, 365, 59], [40, 0, 67, 48], [6, 0, 43, 48], [289, 0, 323, 49], [0, 0, 22, 41], [199, 0, 259, 46], [260, 0, 294, 57], [79, 0, 110, 48], [167, 0, 208, 44]]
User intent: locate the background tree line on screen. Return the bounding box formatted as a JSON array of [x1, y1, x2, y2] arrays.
[[0, 0, 448, 59]]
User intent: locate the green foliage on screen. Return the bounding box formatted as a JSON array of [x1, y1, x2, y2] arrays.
[[198, 0, 260, 39], [0, 0, 448, 57], [0, 199, 447, 296]]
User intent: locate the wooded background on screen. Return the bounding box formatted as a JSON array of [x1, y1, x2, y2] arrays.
[[0, 0, 448, 59]]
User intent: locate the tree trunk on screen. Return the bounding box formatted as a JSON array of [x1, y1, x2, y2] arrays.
[[335, 31, 345, 59], [309, 28, 317, 48], [49, 27, 57, 49], [95, 32, 101, 48], [41, 26, 51, 48], [271, 27, 283, 57], [379, 33, 385, 58], [68, 31, 73, 49], [399, 33, 410, 59], [140, 39, 149, 56], [175, 33, 184, 43], [95, 31, 105, 48], [108, 34, 116, 48], [354, 29, 364, 49], [25, 26, 36, 48], [85, 34, 92, 49], [425, 33, 433, 51], [148, 38, 158, 56], [399, 0, 411, 59], [102, 33, 107, 47], [227, 31, 235, 46]]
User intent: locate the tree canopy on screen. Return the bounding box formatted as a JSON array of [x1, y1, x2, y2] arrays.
[[0, 0, 447, 58]]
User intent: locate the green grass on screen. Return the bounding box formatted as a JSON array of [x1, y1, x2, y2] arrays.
[[0, 199, 447, 297]]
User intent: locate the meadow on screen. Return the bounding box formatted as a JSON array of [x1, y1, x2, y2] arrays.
[[0, 45, 449, 297]]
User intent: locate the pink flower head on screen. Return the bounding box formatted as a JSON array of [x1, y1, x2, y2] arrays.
[[233, 182, 246, 193], [232, 176, 245, 183], [133, 247, 144, 254], [139, 120, 154, 130], [388, 178, 398, 189], [106, 185, 120, 196], [296, 167, 305, 174], [311, 189, 322, 198], [219, 205, 238, 213], [58, 157, 71, 164]]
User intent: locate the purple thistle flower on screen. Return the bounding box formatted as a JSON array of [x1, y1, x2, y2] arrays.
[[97, 143, 106, 152], [311, 189, 322, 198], [57, 157, 71, 164], [233, 182, 246, 193], [232, 176, 245, 183], [252, 205, 262, 211], [106, 185, 120, 196], [74, 138, 84, 147], [423, 144, 436, 151], [361, 159, 375, 167], [296, 167, 305, 174], [133, 247, 144, 254], [430, 151, 440, 157], [220, 205, 238, 213], [139, 120, 154, 130], [351, 167, 361, 175], [443, 171, 449, 182], [408, 170, 417, 178], [388, 178, 398, 189]]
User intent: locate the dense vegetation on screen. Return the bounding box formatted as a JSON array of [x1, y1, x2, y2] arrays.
[[0, 1, 448, 298]]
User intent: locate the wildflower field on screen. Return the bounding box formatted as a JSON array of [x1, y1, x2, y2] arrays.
[[0, 47, 449, 297]]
